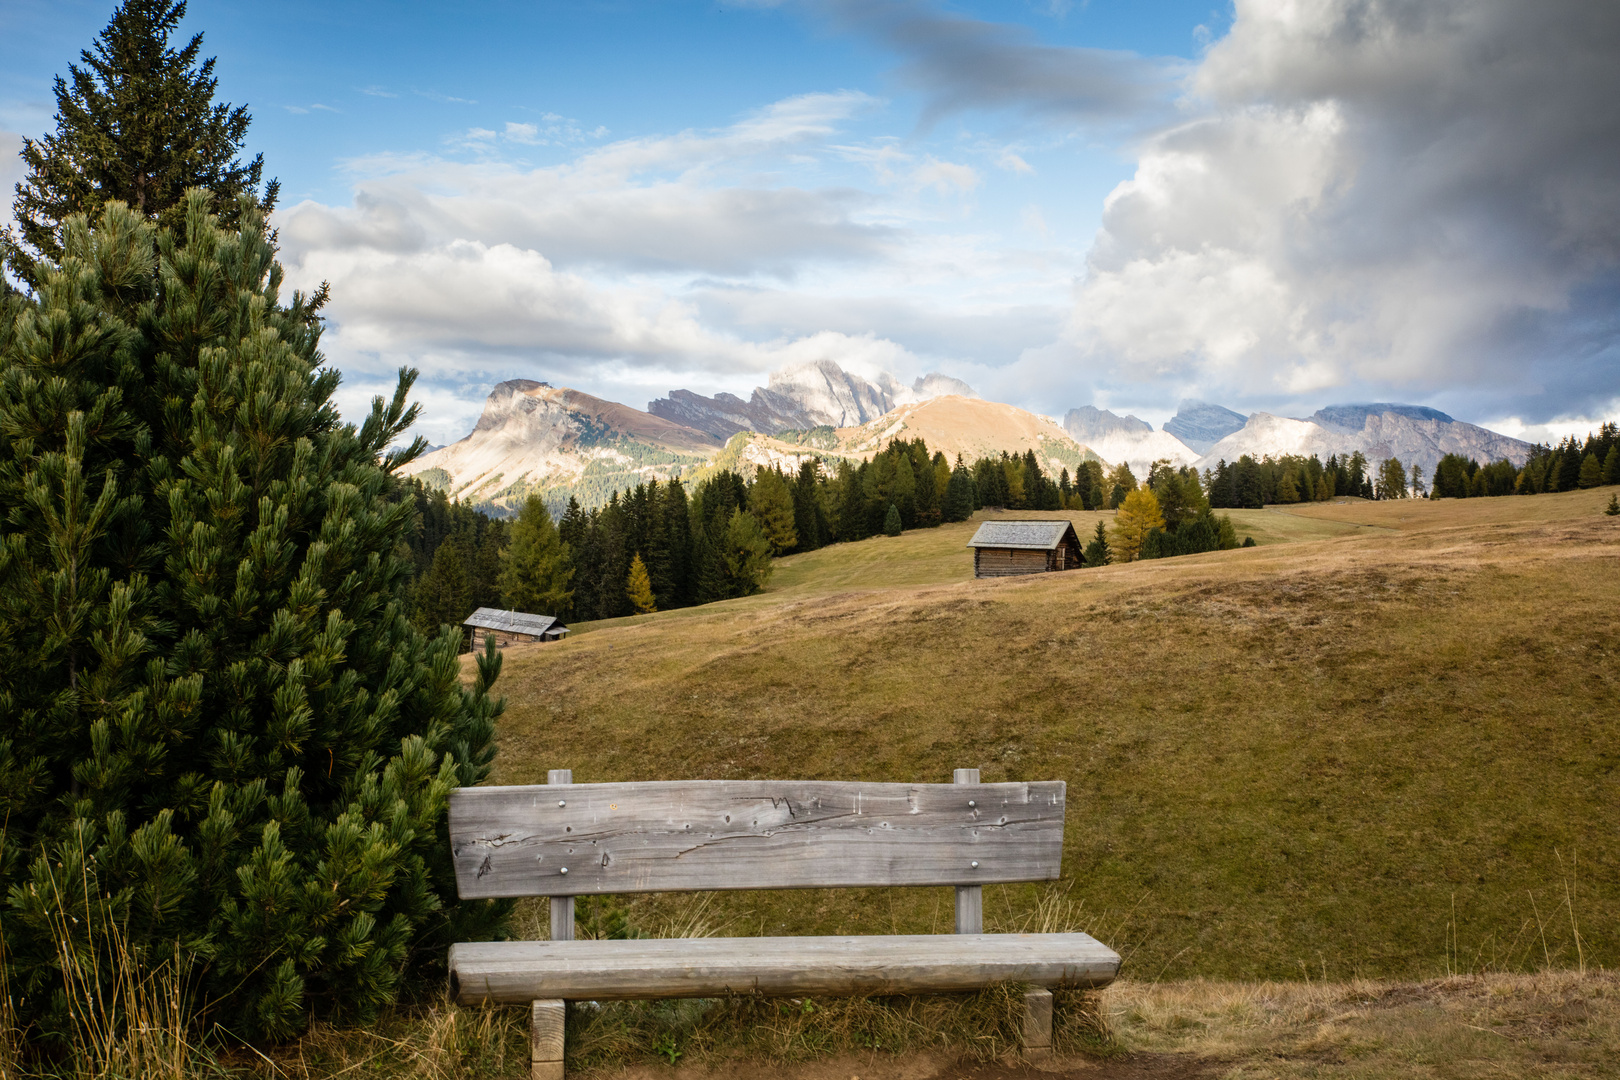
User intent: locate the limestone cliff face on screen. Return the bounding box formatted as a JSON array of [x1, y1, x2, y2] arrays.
[[1193, 405, 1533, 477], [647, 360, 977, 440], [1062, 406, 1198, 479], [1163, 401, 1249, 455], [400, 380, 718, 508]]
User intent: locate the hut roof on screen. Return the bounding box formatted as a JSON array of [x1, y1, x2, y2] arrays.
[[463, 607, 567, 635], [966, 520, 1080, 551]]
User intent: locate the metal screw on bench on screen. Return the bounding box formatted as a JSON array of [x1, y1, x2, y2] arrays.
[[954, 768, 983, 934], [547, 769, 574, 942]]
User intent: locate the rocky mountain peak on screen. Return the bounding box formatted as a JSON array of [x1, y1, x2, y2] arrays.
[[648, 360, 977, 441], [912, 372, 978, 399], [1163, 400, 1249, 454], [1061, 406, 1197, 478], [1311, 403, 1455, 431], [1193, 403, 1532, 476]]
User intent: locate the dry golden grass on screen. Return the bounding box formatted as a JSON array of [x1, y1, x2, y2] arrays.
[[12, 491, 1617, 1080], [1101, 969, 1620, 1078], [479, 488, 1620, 981]]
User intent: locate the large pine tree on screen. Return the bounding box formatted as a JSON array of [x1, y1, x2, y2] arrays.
[[0, 193, 503, 1041], [499, 494, 574, 619], [6, 0, 276, 284]]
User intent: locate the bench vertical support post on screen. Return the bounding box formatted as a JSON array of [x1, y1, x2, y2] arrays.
[[1022, 987, 1053, 1056], [953, 768, 982, 935], [546, 770, 574, 942], [530, 998, 565, 1080]]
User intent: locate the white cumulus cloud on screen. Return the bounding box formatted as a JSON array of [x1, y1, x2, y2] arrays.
[[1063, 0, 1620, 424]]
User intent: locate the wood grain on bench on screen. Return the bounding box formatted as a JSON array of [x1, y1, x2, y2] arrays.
[[449, 933, 1119, 1003], [450, 779, 1066, 899]]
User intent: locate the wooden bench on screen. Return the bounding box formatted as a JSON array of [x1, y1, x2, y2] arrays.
[[447, 769, 1120, 1079]]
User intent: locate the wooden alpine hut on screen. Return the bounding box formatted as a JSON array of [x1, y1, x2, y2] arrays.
[[464, 607, 570, 650], [966, 520, 1084, 578]]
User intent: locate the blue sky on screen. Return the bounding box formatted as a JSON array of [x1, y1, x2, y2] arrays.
[[3, 0, 1616, 445]]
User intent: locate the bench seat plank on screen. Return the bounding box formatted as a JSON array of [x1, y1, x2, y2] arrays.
[[449, 933, 1119, 1004], [451, 780, 1065, 899]]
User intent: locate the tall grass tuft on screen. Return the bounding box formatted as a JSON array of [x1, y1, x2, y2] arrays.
[[0, 907, 204, 1080]]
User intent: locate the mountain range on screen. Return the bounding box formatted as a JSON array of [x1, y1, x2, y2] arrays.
[[647, 359, 978, 440], [400, 361, 1533, 512]]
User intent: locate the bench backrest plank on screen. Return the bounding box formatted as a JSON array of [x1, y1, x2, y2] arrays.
[[450, 779, 1065, 900]]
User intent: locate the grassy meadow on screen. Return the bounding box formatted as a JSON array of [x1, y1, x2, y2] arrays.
[[484, 488, 1620, 985], [19, 489, 1613, 1080]]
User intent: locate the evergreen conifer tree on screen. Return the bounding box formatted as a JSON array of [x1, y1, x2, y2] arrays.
[[1605, 493, 1619, 516], [882, 502, 903, 536], [1375, 458, 1408, 500], [1579, 453, 1602, 488], [891, 454, 916, 525], [626, 554, 656, 614], [7, 1, 277, 283], [721, 509, 773, 595], [929, 453, 950, 522], [1556, 438, 1584, 491], [1605, 445, 1620, 486], [558, 496, 587, 549], [416, 539, 471, 630], [1083, 520, 1111, 566], [0, 193, 504, 1039], [945, 465, 975, 522], [499, 494, 573, 618], [747, 466, 798, 554], [659, 480, 693, 606], [1275, 469, 1300, 504]]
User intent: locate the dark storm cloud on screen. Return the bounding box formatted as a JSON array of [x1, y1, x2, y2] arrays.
[[822, 0, 1184, 130]]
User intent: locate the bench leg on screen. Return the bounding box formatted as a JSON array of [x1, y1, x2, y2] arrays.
[[531, 999, 565, 1080], [1022, 988, 1053, 1057]]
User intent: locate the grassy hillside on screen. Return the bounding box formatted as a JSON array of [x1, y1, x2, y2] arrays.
[[477, 489, 1620, 983]]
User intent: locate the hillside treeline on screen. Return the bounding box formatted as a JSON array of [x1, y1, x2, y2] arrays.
[[409, 443, 1250, 628], [1458, 425, 1619, 497], [1198, 424, 1620, 508], [406, 423, 1620, 630]]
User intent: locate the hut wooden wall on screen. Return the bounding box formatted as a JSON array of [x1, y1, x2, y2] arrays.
[[470, 627, 541, 650], [974, 547, 1052, 578]]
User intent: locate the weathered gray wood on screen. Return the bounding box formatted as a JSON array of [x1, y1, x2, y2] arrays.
[[1022, 987, 1053, 1054], [530, 999, 564, 1080], [953, 769, 983, 935], [975, 548, 1054, 578], [450, 933, 1120, 1004], [450, 779, 1065, 899], [545, 770, 574, 941]]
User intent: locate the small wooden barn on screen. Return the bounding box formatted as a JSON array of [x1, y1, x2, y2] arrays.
[[464, 607, 570, 650], [966, 520, 1084, 578]]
